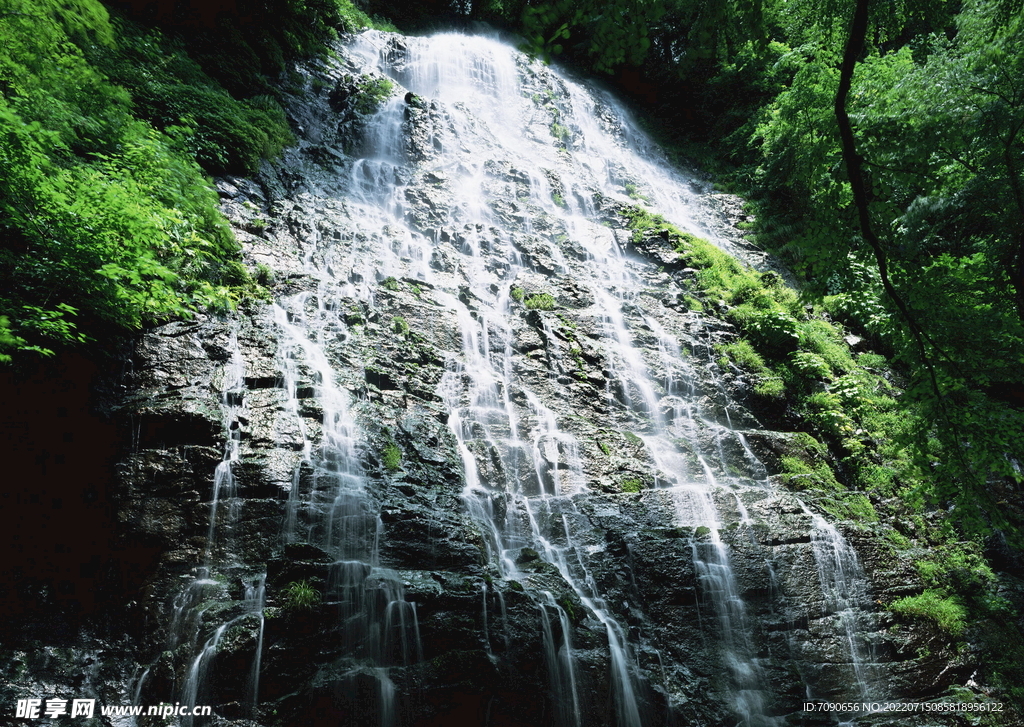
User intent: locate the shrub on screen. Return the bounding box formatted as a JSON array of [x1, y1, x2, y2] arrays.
[[741, 309, 800, 355], [381, 442, 402, 472], [282, 580, 321, 610], [524, 293, 556, 310], [889, 590, 967, 635], [791, 351, 832, 381]]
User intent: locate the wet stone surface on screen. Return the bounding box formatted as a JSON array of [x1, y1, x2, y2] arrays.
[[1, 29, 1010, 727]]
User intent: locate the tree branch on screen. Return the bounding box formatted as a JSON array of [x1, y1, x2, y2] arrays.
[[834, 0, 973, 478]]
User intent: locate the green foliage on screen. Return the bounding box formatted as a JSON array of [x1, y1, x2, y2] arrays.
[[281, 579, 321, 610], [381, 276, 401, 291], [681, 295, 704, 312], [779, 454, 841, 493], [916, 544, 996, 594], [524, 293, 557, 310], [619, 477, 642, 493], [392, 315, 409, 336], [519, 0, 765, 74], [92, 21, 295, 176], [889, 589, 968, 635], [381, 442, 402, 472], [716, 340, 767, 373], [798, 319, 855, 373], [740, 0, 1024, 531], [774, 433, 882, 523], [741, 309, 800, 354], [618, 200, 926, 527], [352, 75, 395, 114], [754, 376, 786, 399], [0, 3, 252, 358], [790, 352, 832, 381], [0, 316, 24, 362], [510, 286, 526, 302]]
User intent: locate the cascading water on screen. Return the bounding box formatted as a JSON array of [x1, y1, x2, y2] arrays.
[[342, 30, 779, 725], [272, 293, 423, 725], [803, 504, 878, 702], [140, 28, 883, 726], [341, 29, 879, 725], [144, 327, 269, 726]]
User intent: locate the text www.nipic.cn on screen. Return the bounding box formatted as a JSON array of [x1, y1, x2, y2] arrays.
[[16, 699, 213, 719]]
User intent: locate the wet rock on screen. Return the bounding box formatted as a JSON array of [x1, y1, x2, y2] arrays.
[[2, 28, 1012, 727]]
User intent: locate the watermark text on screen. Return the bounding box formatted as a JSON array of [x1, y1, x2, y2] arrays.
[[16, 699, 212, 720]]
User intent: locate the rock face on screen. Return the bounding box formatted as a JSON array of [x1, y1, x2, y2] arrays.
[[2, 30, 1011, 727]]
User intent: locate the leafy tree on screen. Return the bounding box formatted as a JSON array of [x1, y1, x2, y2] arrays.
[[0, 0, 242, 357], [749, 0, 1024, 529]]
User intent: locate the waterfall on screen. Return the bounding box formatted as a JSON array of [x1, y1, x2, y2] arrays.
[[338, 29, 877, 725], [139, 28, 881, 726], [344, 29, 772, 725], [156, 325, 267, 727]]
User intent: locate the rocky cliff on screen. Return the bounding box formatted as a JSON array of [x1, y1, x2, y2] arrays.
[[2, 30, 1017, 727]]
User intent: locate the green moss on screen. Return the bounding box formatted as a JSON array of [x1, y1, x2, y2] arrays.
[[524, 293, 556, 310], [623, 431, 644, 449], [381, 442, 402, 472], [716, 340, 767, 373], [889, 589, 967, 635], [885, 529, 912, 549], [821, 493, 878, 523], [381, 276, 400, 291], [597, 440, 611, 456], [353, 75, 394, 114], [392, 316, 410, 336], [776, 433, 880, 523], [801, 391, 856, 437], [798, 319, 855, 374], [623, 181, 651, 202], [559, 596, 578, 622], [620, 477, 642, 493], [682, 295, 705, 311], [780, 455, 842, 492], [754, 376, 786, 398], [510, 286, 525, 302]]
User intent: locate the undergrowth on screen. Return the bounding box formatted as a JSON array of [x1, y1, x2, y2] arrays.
[[0, 0, 393, 362]]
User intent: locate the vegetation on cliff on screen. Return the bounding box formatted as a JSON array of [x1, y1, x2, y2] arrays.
[[0, 0, 390, 361], [2, 0, 1023, 709]]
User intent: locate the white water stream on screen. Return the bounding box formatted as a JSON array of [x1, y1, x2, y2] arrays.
[[149, 29, 878, 726]]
